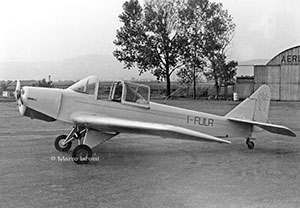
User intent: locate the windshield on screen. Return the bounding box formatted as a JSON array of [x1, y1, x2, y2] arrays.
[[68, 76, 99, 95]]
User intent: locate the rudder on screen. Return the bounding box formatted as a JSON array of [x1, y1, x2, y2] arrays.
[[226, 85, 271, 123]]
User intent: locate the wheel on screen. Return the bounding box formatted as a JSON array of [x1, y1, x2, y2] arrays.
[[55, 135, 72, 152], [247, 141, 255, 149], [72, 145, 93, 164]]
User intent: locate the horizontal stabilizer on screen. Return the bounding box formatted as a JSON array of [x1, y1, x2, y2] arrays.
[[71, 112, 231, 144], [228, 117, 296, 137]]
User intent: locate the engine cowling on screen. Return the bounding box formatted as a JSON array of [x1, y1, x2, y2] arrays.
[[15, 81, 62, 122]]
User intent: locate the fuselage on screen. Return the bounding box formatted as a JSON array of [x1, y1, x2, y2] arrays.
[[19, 86, 252, 139]]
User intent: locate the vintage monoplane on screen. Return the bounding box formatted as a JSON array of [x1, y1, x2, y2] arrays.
[[15, 76, 296, 164]]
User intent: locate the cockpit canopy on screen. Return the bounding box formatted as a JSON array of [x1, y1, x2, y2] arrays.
[[109, 81, 150, 107], [68, 76, 150, 108]]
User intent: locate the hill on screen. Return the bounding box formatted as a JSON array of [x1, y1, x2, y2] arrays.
[[1, 55, 270, 81], [0, 55, 154, 81]]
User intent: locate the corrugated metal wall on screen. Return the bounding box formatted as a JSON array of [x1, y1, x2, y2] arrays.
[[236, 78, 254, 99], [254, 65, 281, 100], [280, 65, 299, 100]]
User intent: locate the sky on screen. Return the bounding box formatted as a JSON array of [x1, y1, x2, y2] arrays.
[[0, 0, 300, 78], [220, 0, 300, 61], [0, 0, 125, 62]]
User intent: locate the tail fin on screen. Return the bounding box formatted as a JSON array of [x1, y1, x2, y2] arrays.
[[226, 85, 271, 122]]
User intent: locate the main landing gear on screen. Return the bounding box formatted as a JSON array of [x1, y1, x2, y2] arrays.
[[246, 138, 255, 149], [54, 125, 117, 164], [54, 126, 92, 164]]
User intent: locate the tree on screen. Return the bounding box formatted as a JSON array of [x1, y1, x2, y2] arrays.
[[0, 80, 12, 92], [175, 0, 235, 99], [176, 0, 209, 99], [113, 0, 145, 70], [114, 0, 236, 97], [222, 60, 237, 99], [113, 0, 184, 96], [176, 67, 194, 97], [205, 54, 237, 99], [34, 78, 53, 88], [203, 2, 236, 98]]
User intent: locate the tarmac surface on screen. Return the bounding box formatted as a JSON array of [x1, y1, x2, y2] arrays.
[[0, 100, 300, 208]]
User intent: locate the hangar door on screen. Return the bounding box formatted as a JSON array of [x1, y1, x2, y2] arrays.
[[280, 65, 300, 101]]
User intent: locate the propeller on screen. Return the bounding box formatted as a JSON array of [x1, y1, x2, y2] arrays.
[[15, 80, 23, 105]]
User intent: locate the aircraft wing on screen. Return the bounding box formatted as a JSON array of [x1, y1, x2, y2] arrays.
[[227, 117, 296, 137], [70, 112, 231, 144]]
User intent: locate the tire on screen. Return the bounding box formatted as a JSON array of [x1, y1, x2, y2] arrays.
[[247, 141, 255, 149], [72, 145, 93, 164], [54, 135, 72, 152]]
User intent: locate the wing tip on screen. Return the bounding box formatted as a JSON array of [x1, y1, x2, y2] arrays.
[[218, 139, 232, 144], [289, 131, 297, 137]]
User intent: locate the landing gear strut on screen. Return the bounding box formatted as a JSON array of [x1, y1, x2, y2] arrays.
[[246, 138, 255, 149]]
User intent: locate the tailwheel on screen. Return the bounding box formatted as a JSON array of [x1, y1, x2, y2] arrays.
[[246, 138, 255, 149], [55, 135, 72, 152], [72, 145, 92, 164]]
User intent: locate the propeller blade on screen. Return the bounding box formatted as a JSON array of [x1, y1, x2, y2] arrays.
[[15, 80, 23, 105]]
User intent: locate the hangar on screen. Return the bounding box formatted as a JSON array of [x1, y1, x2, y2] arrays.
[[237, 45, 300, 101]]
